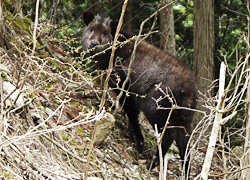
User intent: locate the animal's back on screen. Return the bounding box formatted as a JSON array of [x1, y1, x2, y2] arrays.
[[125, 41, 197, 117]]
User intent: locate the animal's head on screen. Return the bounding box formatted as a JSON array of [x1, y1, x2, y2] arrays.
[[82, 11, 118, 53]]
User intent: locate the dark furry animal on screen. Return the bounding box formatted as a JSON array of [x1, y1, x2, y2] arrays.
[[82, 11, 197, 175]]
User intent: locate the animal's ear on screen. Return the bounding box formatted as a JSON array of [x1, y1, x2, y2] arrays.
[[83, 11, 94, 25], [110, 20, 119, 36]]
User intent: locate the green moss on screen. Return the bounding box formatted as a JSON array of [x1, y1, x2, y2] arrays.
[[22, 17, 32, 33], [29, 91, 37, 99], [3, 8, 32, 50], [5, 11, 13, 22], [54, 99, 61, 105], [48, 59, 62, 71], [11, 16, 32, 35], [62, 133, 69, 141], [3, 0, 14, 12], [71, 101, 80, 106], [45, 82, 51, 88], [4, 10, 31, 36], [76, 127, 85, 134], [71, 139, 76, 144], [62, 133, 76, 144], [167, 149, 175, 154]]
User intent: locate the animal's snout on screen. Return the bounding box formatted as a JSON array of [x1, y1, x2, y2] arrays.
[[90, 41, 99, 48]]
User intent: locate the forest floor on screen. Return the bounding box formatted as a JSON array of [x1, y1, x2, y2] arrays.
[[0, 4, 241, 179]]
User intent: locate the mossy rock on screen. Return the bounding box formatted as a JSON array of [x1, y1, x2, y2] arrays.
[[94, 112, 115, 146]]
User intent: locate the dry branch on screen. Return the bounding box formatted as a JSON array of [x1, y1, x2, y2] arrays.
[[154, 124, 163, 180], [42, 134, 96, 167], [32, 0, 40, 56], [83, 1, 129, 179], [243, 4, 250, 178], [200, 62, 226, 180]]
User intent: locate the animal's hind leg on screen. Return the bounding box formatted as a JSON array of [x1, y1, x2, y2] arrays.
[[122, 97, 144, 152], [175, 126, 191, 176], [148, 129, 175, 170]]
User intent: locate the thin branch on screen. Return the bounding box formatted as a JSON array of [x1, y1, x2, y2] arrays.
[[221, 4, 247, 17], [83, 1, 128, 179], [32, 0, 40, 56], [42, 134, 97, 167], [200, 62, 226, 180], [2, 134, 50, 178], [155, 124, 164, 180]]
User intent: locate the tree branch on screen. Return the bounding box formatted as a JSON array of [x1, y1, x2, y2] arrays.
[[32, 0, 40, 56], [83, 1, 129, 179], [200, 62, 226, 180]]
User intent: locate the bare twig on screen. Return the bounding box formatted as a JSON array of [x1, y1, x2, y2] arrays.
[[163, 154, 168, 180], [154, 85, 175, 144], [155, 124, 164, 180], [2, 134, 50, 178], [0, 74, 4, 140], [32, 0, 40, 56], [42, 134, 96, 167], [200, 62, 226, 180], [83, 1, 128, 179]]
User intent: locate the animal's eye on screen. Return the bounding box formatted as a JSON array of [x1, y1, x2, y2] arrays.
[[90, 27, 94, 31], [103, 31, 108, 36]]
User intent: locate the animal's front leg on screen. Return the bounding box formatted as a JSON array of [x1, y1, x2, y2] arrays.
[[123, 98, 144, 152]]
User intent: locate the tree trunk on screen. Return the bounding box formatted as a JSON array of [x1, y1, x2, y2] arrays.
[[159, 0, 176, 56], [242, 2, 250, 179], [193, 0, 215, 126]]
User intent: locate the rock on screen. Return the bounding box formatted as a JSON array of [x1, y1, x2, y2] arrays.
[[232, 146, 243, 158], [66, 82, 80, 89], [3, 81, 25, 107], [45, 107, 61, 119], [0, 64, 10, 73], [30, 111, 42, 124], [95, 148, 105, 158], [94, 112, 115, 146], [0, 64, 12, 82]]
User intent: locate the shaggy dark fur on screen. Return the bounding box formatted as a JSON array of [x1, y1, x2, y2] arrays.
[[82, 11, 197, 175]]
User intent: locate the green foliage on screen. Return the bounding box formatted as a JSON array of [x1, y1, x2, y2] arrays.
[[48, 59, 63, 71], [174, 1, 194, 65], [2, 0, 14, 12]]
